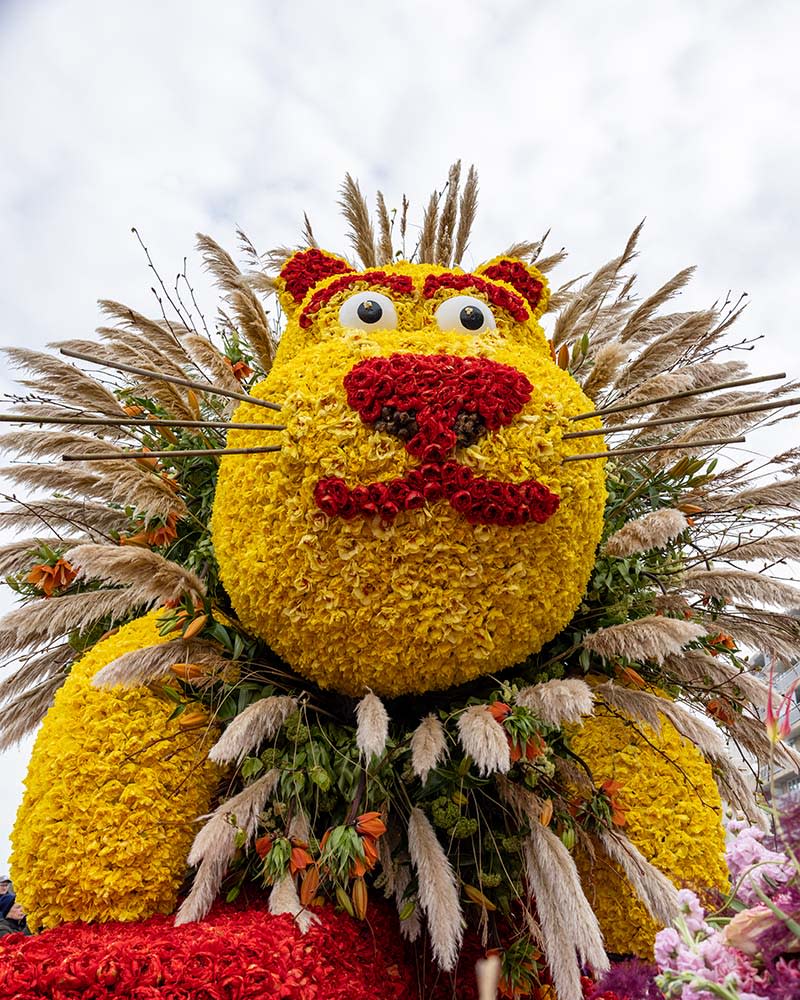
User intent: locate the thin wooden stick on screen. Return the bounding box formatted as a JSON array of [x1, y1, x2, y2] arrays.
[[0, 413, 284, 431], [563, 435, 746, 463], [563, 394, 800, 439], [59, 347, 281, 412], [62, 446, 282, 462], [571, 372, 785, 422]]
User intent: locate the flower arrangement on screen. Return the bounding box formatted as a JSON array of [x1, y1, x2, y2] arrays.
[[0, 900, 424, 1000], [651, 802, 800, 1000], [570, 704, 729, 957], [212, 255, 608, 697], [10, 612, 219, 929], [0, 164, 798, 1000]]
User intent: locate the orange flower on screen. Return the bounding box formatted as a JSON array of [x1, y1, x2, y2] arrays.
[[361, 835, 379, 868], [707, 632, 736, 654], [706, 697, 736, 726], [27, 558, 76, 597], [145, 513, 180, 547], [123, 404, 145, 416], [351, 876, 368, 920], [299, 865, 321, 906], [289, 843, 314, 874], [226, 358, 254, 381], [488, 701, 511, 723], [119, 531, 150, 547], [254, 835, 273, 859], [350, 856, 368, 879], [354, 811, 386, 839], [601, 779, 628, 827], [615, 664, 647, 689], [169, 662, 207, 681]]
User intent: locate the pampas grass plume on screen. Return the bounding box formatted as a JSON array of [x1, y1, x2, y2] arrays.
[[410, 714, 448, 783], [355, 690, 389, 760], [457, 706, 510, 776], [269, 873, 319, 933], [604, 509, 688, 557], [584, 616, 707, 665], [516, 679, 594, 725], [208, 695, 297, 764], [407, 808, 462, 970]]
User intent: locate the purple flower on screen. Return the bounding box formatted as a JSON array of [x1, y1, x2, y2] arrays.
[[768, 957, 800, 1000], [677, 889, 710, 934], [726, 824, 794, 906], [655, 927, 684, 967], [589, 959, 661, 1000]]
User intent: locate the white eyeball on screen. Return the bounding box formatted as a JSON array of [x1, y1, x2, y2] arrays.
[[434, 295, 496, 334], [338, 291, 398, 330]]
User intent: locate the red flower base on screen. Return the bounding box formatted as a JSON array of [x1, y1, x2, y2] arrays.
[[0, 901, 482, 1000]]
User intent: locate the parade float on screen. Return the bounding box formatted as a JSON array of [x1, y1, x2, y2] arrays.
[[0, 165, 799, 999]]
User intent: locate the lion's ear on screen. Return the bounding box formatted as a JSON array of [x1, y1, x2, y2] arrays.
[[276, 248, 354, 315], [475, 257, 550, 322]]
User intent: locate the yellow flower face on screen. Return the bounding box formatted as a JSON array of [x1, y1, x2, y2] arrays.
[[212, 252, 607, 696]]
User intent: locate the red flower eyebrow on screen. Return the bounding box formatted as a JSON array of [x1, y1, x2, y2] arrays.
[[299, 271, 415, 329], [422, 274, 529, 322]]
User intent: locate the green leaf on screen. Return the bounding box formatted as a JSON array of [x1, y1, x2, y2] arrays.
[[207, 622, 234, 651], [241, 756, 264, 779]]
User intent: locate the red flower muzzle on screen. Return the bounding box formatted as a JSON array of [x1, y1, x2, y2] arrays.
[[315, 353, 560, 527]]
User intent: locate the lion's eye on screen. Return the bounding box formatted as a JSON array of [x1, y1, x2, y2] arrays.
[[338, 291, 398, 330], [434, 295, 496, 334]]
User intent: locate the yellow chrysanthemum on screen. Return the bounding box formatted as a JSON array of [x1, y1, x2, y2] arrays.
[[212, 258, 606, 696], [10, 612, 218, 929], [570, 705, 729, 957]]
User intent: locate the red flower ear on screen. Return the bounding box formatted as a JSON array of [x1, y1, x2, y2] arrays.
[[476, 257, 550, 320], [278, 248, 353, 305]]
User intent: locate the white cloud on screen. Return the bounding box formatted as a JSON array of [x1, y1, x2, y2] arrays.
[[0, 0, 798, 870]]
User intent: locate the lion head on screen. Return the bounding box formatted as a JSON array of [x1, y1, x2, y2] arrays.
[[211, 249, 606, 695]]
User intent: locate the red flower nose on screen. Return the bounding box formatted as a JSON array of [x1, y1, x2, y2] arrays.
[[343, 353, 533, 463]]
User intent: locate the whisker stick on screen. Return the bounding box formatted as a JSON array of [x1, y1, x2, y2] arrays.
[[563, 435, 746, 463], [62, 446, 282, 462], [571, 372, 785, 422], [563, 394, 800, 440], [59, 347, 281, 412], [0, 413, 284, 431]]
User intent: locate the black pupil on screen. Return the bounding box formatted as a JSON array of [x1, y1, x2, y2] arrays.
[[459, 305, 484, 331], [357, 299, 383, 324]]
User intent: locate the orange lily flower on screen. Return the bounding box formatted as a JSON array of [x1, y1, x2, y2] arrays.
[[601, 779, 628, 827], [145, 513, 180, 547], [27, 558, 76, 597], [289, 843, 314, 874], [361, 835, 379, 868], [706, 697, 736, 726], [615, 664, 647, 689], [488, 701, 511, 723], [228, 359, 254, 381], [355, 811, 386, 839], [254, 835, 273, 859], [350, 856, 368, 879]]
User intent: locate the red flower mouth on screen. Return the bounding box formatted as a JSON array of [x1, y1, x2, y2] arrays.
[[314, 353, 560, 527], [314, 462, 560, 526]]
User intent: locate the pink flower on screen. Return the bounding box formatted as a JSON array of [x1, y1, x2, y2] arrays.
[[720, 905, 778, 956]]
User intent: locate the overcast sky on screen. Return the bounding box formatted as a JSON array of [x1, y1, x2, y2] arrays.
[[0, 0, 798, 873]]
